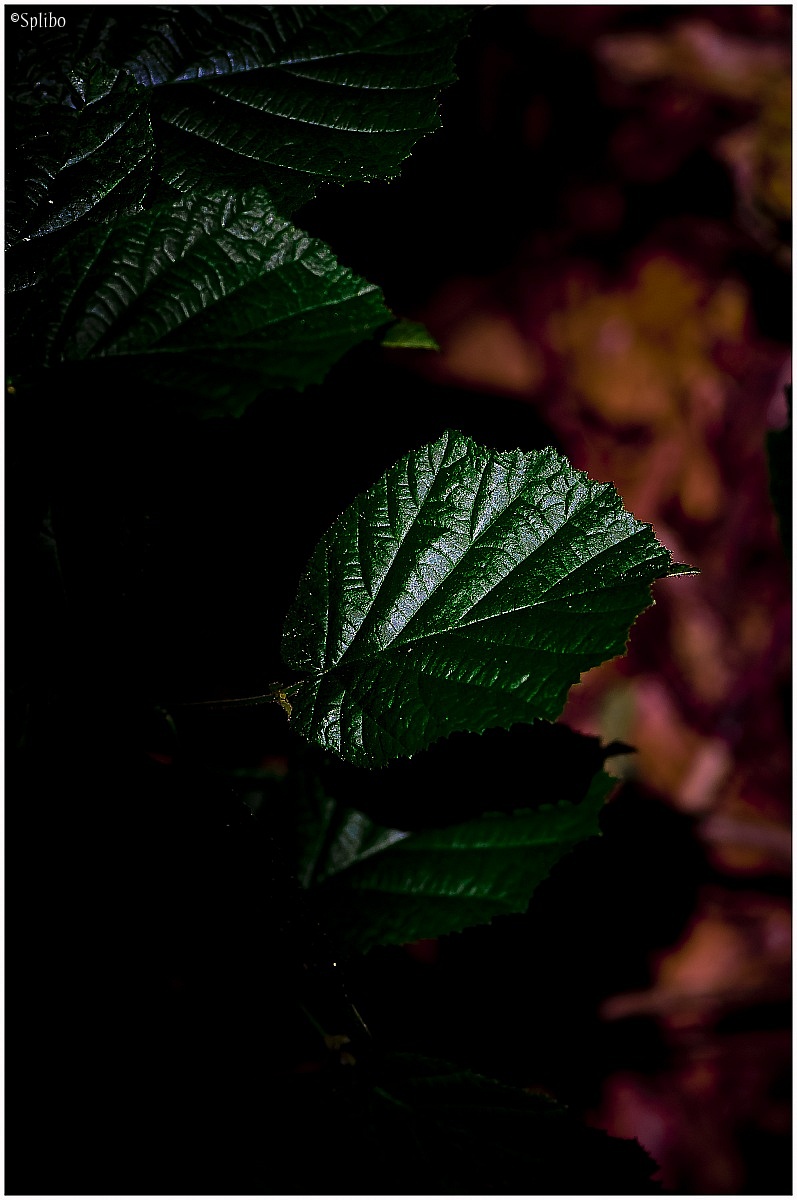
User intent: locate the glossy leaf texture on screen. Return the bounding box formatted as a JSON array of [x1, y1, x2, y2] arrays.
[[7, 4, 471, 275], [269, 1051, 661, 1194], [6, 68, 156, 291], [283, 430, 695, 767], [156, 5, 473, 209], [307, 772, 613, 955], [17, 186, 392, 416]]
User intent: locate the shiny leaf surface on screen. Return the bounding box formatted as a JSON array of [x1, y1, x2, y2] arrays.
[[22, 186, 391, 415], [7, 5, 471, 244], [135, 5, 472, 209], [283, 430, 692, 766], [6, 72, 156, 291]]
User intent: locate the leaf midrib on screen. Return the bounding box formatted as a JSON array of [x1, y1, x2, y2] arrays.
[[308, 545, 659, 691], [391, 528, 660, 646], [356, 831, 587, 857], [203, 75, 436, 134], [325, 441, 641, 673], [160, 103, 405, 178], [59, 190, 374, 361], [116, 279, 383, 355], [342, 888, 520, 907], [165, 7, 422, 82]]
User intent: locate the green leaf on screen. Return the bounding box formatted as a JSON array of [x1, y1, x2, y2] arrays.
[[142, 5, 472, 210], [7, 69, 155, 254], [312, 771, 612, 954], [381, 319, 440, 351], [302, 797, 411, 894], [17, 186, 391, 416], [6, 67, 158, 299], [283, 430, 691, 767], [8, 6, 472, 236]]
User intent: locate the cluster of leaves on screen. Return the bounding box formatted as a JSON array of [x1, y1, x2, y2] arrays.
[[8, 4, 463, 411], [240, 724, 621, 957], [8, 6, 697, 1193]]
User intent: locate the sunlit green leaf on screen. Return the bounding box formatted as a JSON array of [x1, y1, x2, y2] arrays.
[[283, 430, 693, 767]]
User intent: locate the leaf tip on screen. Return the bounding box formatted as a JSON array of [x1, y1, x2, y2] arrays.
[[381, 319, 440, 351]]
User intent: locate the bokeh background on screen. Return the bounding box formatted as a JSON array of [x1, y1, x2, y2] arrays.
[[298, 5, 791, 1193]]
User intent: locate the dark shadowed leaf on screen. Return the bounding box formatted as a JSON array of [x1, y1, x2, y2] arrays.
[[135, 5, 472, 210], [6, 68, 155, 290], [311, 771, 613, 954], [231, 731, 615, 951], [268, 1050, 661, 1194], [315, 721, 631, 830], [283, 430, 695, 766], [7, 5, 472, 268], [17, 186, 391, 416]]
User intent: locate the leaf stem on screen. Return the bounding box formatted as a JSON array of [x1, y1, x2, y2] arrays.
[[169, 693, 274, 710], [167, 681, 304, 712]]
